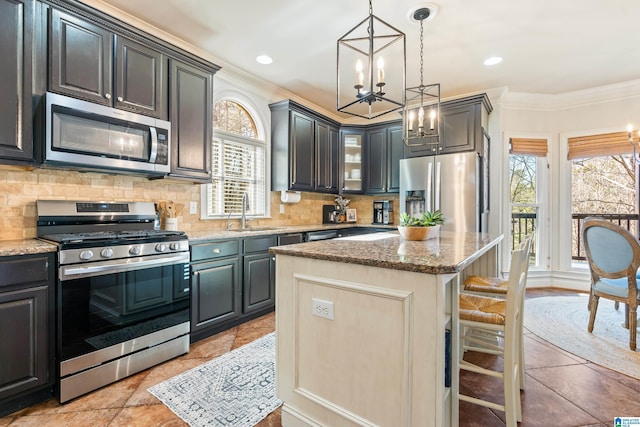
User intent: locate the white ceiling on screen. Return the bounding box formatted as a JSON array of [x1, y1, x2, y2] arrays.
[[95, 0, 640, 119]]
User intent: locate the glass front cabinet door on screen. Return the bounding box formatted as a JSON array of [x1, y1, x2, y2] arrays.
[[341, 129, 364, 193]]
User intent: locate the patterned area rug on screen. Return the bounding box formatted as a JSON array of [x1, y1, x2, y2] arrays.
[[149, 332, 281, 427], [524, 296, 640, 379]]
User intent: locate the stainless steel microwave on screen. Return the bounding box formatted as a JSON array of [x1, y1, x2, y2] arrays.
[[39, 92, 171, 175]]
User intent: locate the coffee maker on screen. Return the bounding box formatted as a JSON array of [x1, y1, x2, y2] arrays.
[[373, 200, 393, 224]]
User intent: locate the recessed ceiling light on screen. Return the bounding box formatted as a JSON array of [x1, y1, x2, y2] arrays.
[[256, 55, 273, 65], [484, 56, 503, 66]]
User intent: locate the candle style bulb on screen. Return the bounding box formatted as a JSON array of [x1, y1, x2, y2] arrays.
[[408, 111, 415, 132], [418, 107, 424, 129], [629, 123, 634, 142], [377, 57, 385, 84], [429, 109, 436, 130], [355, 60, 364, 87]]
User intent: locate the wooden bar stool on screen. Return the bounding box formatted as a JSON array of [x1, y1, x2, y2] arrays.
[[461, 236, 532, 389], [457, 242, 530, 427]]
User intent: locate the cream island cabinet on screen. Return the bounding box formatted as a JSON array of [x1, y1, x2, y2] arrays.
[[270, 231, 502, 427]]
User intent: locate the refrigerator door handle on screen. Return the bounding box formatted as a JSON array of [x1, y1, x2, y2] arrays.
[[434, 160, 441, 211], [426, 161, 433, 212]]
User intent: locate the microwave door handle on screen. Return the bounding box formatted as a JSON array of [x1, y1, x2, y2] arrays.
[[149, 127, 158, 163]]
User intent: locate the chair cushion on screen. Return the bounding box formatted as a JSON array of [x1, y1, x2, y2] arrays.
[[594, 277, 640, 298], [463, 275, 508, 294], [459, 294, 506, 325]]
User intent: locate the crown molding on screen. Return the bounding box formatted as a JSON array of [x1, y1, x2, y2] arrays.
[[503, 79, 640, 111]]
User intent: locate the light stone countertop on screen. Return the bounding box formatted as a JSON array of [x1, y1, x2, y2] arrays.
[[186, 224, 395, 242], [269, 230, 503, 274], [0, 239, 58, 257], [0, 224, 397, 257]]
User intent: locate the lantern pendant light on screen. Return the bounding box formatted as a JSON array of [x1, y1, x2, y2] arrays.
[[403, 7, 441, 147], [337, 0, 406, 119]]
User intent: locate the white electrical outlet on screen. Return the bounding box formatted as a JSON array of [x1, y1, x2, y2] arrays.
[[190, 201, 198, 214], [311, 298, 334, 320], [279, 204, 285, 214]]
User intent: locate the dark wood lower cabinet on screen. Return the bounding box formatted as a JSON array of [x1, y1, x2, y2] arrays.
[[190, 233, 303, 342], [0, 253, 54, 417], [243, 252, 275, 314], [190, 256, 241, 335]]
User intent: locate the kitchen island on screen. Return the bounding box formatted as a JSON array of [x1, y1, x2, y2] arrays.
[[270, 230, 502, 427]]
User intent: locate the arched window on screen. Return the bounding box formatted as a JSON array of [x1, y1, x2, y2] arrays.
[[213, 100, 258, 138], [207, 99, 266, 218]]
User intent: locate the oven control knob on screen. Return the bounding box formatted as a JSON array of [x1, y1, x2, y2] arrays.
[[100, 248, 114, 258], [79, 250, 93, 261], [169, 242, 181, 251], [129, 246, 142, 255], [155, 243, 167, 252]]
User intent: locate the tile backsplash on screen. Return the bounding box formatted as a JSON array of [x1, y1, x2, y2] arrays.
[[0, 166, 398, 241]]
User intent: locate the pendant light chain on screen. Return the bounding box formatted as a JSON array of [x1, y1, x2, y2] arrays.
[[419, 18, 424, 88]]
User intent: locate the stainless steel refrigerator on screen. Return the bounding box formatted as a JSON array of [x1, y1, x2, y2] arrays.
[[399, 152, 487, 233]]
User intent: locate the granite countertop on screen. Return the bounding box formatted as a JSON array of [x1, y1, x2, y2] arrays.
[[186, 224, 395, 242], [269, 231, 503, 274], [0, 239, 58, 257], [0, 225, 397, 257]]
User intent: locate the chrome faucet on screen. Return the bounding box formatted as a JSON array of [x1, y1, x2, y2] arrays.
[[241, 192, 249, 229]]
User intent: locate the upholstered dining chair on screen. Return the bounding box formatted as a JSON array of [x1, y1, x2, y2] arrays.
[[457, 242, 529, 426], [460, 235, 533, 389], [582, 217, 640, 351]]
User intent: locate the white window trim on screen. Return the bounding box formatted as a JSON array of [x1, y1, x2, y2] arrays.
[[502, 132, 551, 274]]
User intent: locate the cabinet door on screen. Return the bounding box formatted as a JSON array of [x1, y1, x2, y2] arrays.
[[0, 0, 35, 163], [242, 253, 275, 314], [0, 285, 49, 401], [191, 257, 240, 331], [289, 111, 315, 191], [439, 103, 476, 154], [49, 9, 112, 105], [366, 127, 387, 194], [169, 59, 213, 182], [315, 122, 338, 193], [387, 125, 404, 193], [114, 35, 167, 119], [341, 129, 364, 193]]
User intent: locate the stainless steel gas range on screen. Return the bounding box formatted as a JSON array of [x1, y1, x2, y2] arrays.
[[36, 200, 190, 403]]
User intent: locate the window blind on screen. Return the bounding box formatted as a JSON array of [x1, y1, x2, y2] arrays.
[[210, 135, 266, 216], [567, 131, 633, 160], [509, 138, 548, 157]]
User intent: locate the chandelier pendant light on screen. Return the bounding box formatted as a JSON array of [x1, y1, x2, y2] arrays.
[[337, 0, 406, 119], [403, 7, 441, 147]]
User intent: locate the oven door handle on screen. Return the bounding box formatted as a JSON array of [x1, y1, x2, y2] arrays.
[[60, 253, 190, 280]]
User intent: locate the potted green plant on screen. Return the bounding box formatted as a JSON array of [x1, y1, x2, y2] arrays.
[[398, 210, 445, 240]]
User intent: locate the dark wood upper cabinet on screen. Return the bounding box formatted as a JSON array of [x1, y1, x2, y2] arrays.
[[365, 122, 403, 194], [168, 59, 213, 182], [315, 121, 339, 193], [0, 0, 35, 164], [114, 35, 166, 118], [405, 93, 492, 158], [289, 110, 315, 191], [49, 9, 112, 105], [49, 8, 167, 119], [270, 100, 341, 194]]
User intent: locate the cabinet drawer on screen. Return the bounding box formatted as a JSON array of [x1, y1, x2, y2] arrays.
[[243, 236, 277, 254], [191, 240, 239, 262], [0, 256, 49, 289]]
